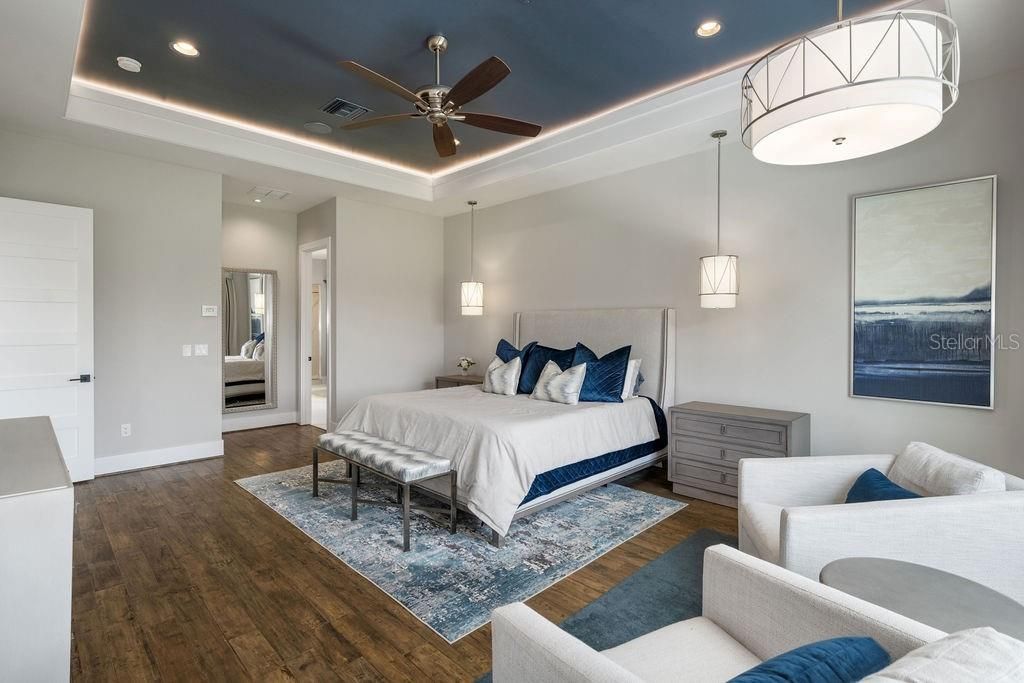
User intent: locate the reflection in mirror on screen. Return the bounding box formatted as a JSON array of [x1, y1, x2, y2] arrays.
[[222, 269, 277, 413]]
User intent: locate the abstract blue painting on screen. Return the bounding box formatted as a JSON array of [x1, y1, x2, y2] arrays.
[[852, 177, 996, 408]]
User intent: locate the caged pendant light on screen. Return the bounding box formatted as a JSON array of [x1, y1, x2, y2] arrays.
[[741, 0, 959, 165], [699, 130, 739, 309], [460, 200, 484, 316]]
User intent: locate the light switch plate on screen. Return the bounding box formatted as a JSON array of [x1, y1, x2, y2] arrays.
[[202, 305, 218, 317], [182, 344, 192, 357], [194, 344, 209, 356]]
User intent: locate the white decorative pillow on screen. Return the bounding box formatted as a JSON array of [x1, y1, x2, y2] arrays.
[[888, 442, 1005, 496], [252, 341, 265, 361], [240, 339, 256, 358], [864, 627, 1024, 682], [531, 360, 586, 405], [621, 359, 642, 400], [482, 356, 521, 396]]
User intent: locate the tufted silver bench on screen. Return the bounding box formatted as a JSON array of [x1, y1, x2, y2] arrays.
[[313, 430, 457, 551]]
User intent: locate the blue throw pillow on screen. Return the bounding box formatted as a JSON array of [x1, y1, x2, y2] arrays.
[[572, 343, 631, 403], [845, 468, 922, 504], [730, 637, 890, 683], [495, 338, 536, 364], [519, 343, 576, 394]]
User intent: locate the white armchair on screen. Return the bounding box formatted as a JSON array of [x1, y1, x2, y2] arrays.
[[491, 544, 942, 683], [738, 453, 1024, 604]]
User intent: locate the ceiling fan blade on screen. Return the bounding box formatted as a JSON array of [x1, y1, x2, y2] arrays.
[[442, 56, 510, 109], [341, 113, 418, 130], [432, 123, 457, 157], [459, 113, 542, 137], [339, 60, 424, 105]]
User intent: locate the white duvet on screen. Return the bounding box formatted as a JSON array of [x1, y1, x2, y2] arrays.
[[336, 385, 659, 535], [224, 356, 265, 383]]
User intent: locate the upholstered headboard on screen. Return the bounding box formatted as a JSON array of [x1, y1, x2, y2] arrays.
[[513, 308, 676, 407]]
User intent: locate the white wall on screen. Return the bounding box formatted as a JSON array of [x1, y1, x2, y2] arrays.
[[0, 128, 223, 468], [221, 202, 298, 431], [299, 197, 446, 425], [444, 69, 1024, 475]]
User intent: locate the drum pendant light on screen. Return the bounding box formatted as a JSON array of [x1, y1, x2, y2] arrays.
[[460, 201, 484, 316], [699, 131, 739, 309], [741, 0, 959, 165]]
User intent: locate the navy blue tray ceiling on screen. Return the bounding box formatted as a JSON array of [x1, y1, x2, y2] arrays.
[[75, 0, 894, 173]]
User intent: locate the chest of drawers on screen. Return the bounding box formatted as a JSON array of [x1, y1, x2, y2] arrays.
[[668, 401, 810, 507]]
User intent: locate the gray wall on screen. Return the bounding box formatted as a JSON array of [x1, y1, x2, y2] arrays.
[[221, 202, 298, 429], [0, 128, 223, 460], [444, 69, 1024, 475], [299, 196, 446, 426]]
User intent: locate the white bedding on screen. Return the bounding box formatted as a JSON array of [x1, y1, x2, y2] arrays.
[[336, 385, 659, 535], [224, 356, 265, 384]]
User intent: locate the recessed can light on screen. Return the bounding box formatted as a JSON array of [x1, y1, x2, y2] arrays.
[[170, 41, 200, 57], [696, 20, 722, 38], [116, 56, 142, 73], [303, 121, 332, 135], [253, 198, 263, 203]]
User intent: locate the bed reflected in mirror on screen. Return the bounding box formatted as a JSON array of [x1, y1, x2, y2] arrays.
[[222, 268, 277, 413]]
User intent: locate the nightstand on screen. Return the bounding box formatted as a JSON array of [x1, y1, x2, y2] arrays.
[[435, 374, 484, 389], [667, 401, 810, 508]]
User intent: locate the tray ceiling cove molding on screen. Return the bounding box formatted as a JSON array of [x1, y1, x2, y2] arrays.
[[67, 62, 746, 204]]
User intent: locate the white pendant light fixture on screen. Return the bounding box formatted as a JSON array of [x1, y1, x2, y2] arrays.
[[699, 130, 738, 309], [741, 0, 959, 165], [460, 200, 484, 316]]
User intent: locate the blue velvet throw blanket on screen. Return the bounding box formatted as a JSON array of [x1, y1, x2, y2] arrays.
[[522, 397, 668, 504]]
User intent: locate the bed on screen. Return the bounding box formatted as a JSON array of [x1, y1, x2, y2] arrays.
[[336, 307, 676, 544], [224, 355, 266, 402]]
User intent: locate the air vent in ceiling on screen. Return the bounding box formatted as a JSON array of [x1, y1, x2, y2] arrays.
[[247, 186, 291, 201], [320, 97, 372, 121]]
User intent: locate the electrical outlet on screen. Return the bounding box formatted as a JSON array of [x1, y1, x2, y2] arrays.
[[182, 344, 192, 357], [121, 423, 131, 437], [194, 344, 209, 357]]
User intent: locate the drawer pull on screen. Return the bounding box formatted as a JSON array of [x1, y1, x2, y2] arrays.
[[720, 449, 726, 459], [719, 472, 727, 484], [720, 425, 726, 435]]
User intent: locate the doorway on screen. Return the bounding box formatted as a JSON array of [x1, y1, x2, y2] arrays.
[[298, 238, 332, 430]]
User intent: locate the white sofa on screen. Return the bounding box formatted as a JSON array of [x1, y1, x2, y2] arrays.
[[738, 450, 1024, 604], [491, 544, 943, 682]]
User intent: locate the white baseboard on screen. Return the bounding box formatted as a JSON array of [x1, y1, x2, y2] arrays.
[[221, 411, 298, 433], [95, 439, 224, 476]]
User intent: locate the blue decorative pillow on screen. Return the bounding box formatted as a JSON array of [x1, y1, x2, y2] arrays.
[[572, 343, 631, 403], [846, 468, 922, 504], [730, 637, 890, 683], [519, 344, 576, 394], [495, 338, 536, 364]]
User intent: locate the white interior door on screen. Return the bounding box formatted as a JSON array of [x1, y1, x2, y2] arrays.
[[0, 197, 94, 481]]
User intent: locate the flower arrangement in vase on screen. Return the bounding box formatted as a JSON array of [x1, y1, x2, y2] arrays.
[[456, 357, 476, 375]]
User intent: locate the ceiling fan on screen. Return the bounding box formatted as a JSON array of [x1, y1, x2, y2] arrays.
[[339, 35, 542, 158]]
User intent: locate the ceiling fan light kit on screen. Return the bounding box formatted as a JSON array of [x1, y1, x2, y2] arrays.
[[339, 35, 542, 158], [741, 3, 959, 165]]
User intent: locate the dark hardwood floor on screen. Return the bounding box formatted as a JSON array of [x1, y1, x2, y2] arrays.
[[71, 424, 738, 681]]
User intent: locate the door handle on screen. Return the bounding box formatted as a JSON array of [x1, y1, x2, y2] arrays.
[[69, 374, 92, 383], [308, 356, 313, 362]]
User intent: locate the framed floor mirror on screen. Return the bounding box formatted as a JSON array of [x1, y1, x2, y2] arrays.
[[222, 268, 278, 413]]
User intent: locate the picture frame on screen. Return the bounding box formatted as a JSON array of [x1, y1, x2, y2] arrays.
[[850, 176, 997, 409]]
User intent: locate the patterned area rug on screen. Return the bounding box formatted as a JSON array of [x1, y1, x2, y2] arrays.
[[236, 460, 685, 642]]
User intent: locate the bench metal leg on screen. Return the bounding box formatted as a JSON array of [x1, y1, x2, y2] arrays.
[[351, 465, 360, 521], [312, 447, 319, 497], [402, 484, 411, 552], [490, 528, 505, 548], [449, 470, 458, 534]]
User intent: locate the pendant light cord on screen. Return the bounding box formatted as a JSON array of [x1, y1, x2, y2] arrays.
[[837, 0, 843, 21], [468, 201, 477, 280], [715, 135, 722, 256]]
